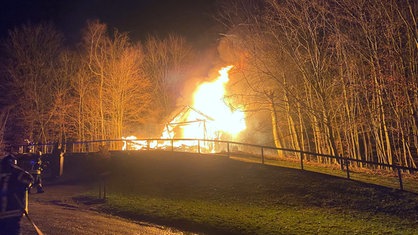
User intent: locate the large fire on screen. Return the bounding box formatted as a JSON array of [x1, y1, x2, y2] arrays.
[[123, 65, 245, 151], [184, 65, 245, 139]]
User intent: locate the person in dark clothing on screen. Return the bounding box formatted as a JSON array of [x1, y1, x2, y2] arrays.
[[29, 153, 44, 194], [0, 154, 34, 235]]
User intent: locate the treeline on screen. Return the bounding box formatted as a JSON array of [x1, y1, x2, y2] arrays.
[[1, 0, 417, 170], [0, 20, 194, 147], [218, 0, 417, 168]]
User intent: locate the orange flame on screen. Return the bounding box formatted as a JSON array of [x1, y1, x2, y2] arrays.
[[122, 65, 245, 150], [184, 65, 245, 139]]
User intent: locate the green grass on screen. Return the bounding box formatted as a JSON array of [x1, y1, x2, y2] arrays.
[[100, 194, 418, 235], [76, 151, 418, 234], [232, 153, 418, 193]]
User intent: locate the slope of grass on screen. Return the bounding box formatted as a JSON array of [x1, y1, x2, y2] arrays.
[[231, 153, 418, 193], [77, 151, 418, 234]]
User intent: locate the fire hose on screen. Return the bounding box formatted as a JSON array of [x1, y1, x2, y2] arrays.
[[14, 193, 44, 235], [22, 209, 44, 235]]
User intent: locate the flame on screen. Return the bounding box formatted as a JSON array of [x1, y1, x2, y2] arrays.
[[122, 65, 246, 151], [184, 65, 246, 139], [122, 136, 151, 150]]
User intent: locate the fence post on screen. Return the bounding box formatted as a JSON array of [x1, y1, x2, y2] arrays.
[[99, 181, 102, 199], [339, 154, 344, 171], [344, 157, 350, 179], [171, 139, 174, 152], [98, 177, 107, 201], [397, 167, 404, 191], [300, 151, 304, 170], [198, 140, 201, 154], [227, 142, 230, 158], [103, 179, 106, 200], [261, 147, 265, 164]]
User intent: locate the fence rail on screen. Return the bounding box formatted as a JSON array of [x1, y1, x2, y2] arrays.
[[18, 138, 418, 192]]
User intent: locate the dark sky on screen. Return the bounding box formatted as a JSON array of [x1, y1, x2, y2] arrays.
[[0, 0, 223, 48]]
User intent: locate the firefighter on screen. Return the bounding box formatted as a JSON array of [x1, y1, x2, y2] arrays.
[[29, 152, 45, 194], [0, 154, 34, 235]]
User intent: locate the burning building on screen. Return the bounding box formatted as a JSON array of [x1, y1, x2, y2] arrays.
[[123, 65, 246, 152]]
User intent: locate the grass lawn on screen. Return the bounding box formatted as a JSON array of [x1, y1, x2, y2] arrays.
[[76, 151, 418, 234]]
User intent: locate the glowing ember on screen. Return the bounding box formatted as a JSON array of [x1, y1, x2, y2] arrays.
[[122, 136, 149, 150]]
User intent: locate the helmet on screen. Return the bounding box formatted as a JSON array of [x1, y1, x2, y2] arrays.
[[1, 154, 18, 166]]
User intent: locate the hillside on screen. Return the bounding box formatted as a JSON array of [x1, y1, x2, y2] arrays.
[[63, 151, 418, 234]]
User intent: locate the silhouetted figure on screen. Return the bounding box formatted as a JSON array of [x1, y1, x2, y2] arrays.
[[0, 154, 34, 235], [29, 153, 44, 194]]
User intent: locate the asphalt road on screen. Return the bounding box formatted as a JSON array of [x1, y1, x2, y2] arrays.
[[20, 183, 189, 235]]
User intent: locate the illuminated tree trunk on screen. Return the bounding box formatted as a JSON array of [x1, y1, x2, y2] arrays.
[[268, 92, 283, 157], [83, 21, 108, 141], [296, 101, 307, 152], [284, 83, 300, 152]]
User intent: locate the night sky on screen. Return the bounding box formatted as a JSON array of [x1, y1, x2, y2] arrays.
[[0, 0, 223, 48]]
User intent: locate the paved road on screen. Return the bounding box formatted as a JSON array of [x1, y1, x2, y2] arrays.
[[20, 183, 190, 235]]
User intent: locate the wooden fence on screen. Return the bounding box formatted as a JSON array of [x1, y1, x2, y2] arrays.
[[18, 138, 418, 192]]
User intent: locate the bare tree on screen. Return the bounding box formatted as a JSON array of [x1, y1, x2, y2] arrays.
[[218, 0, 342, 159], [79, 20, 153, 142], [143, 34, 193, 121], [0, 106, 12, 148], [2, 23, 66, 144], [219, 0, 418, 168]]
